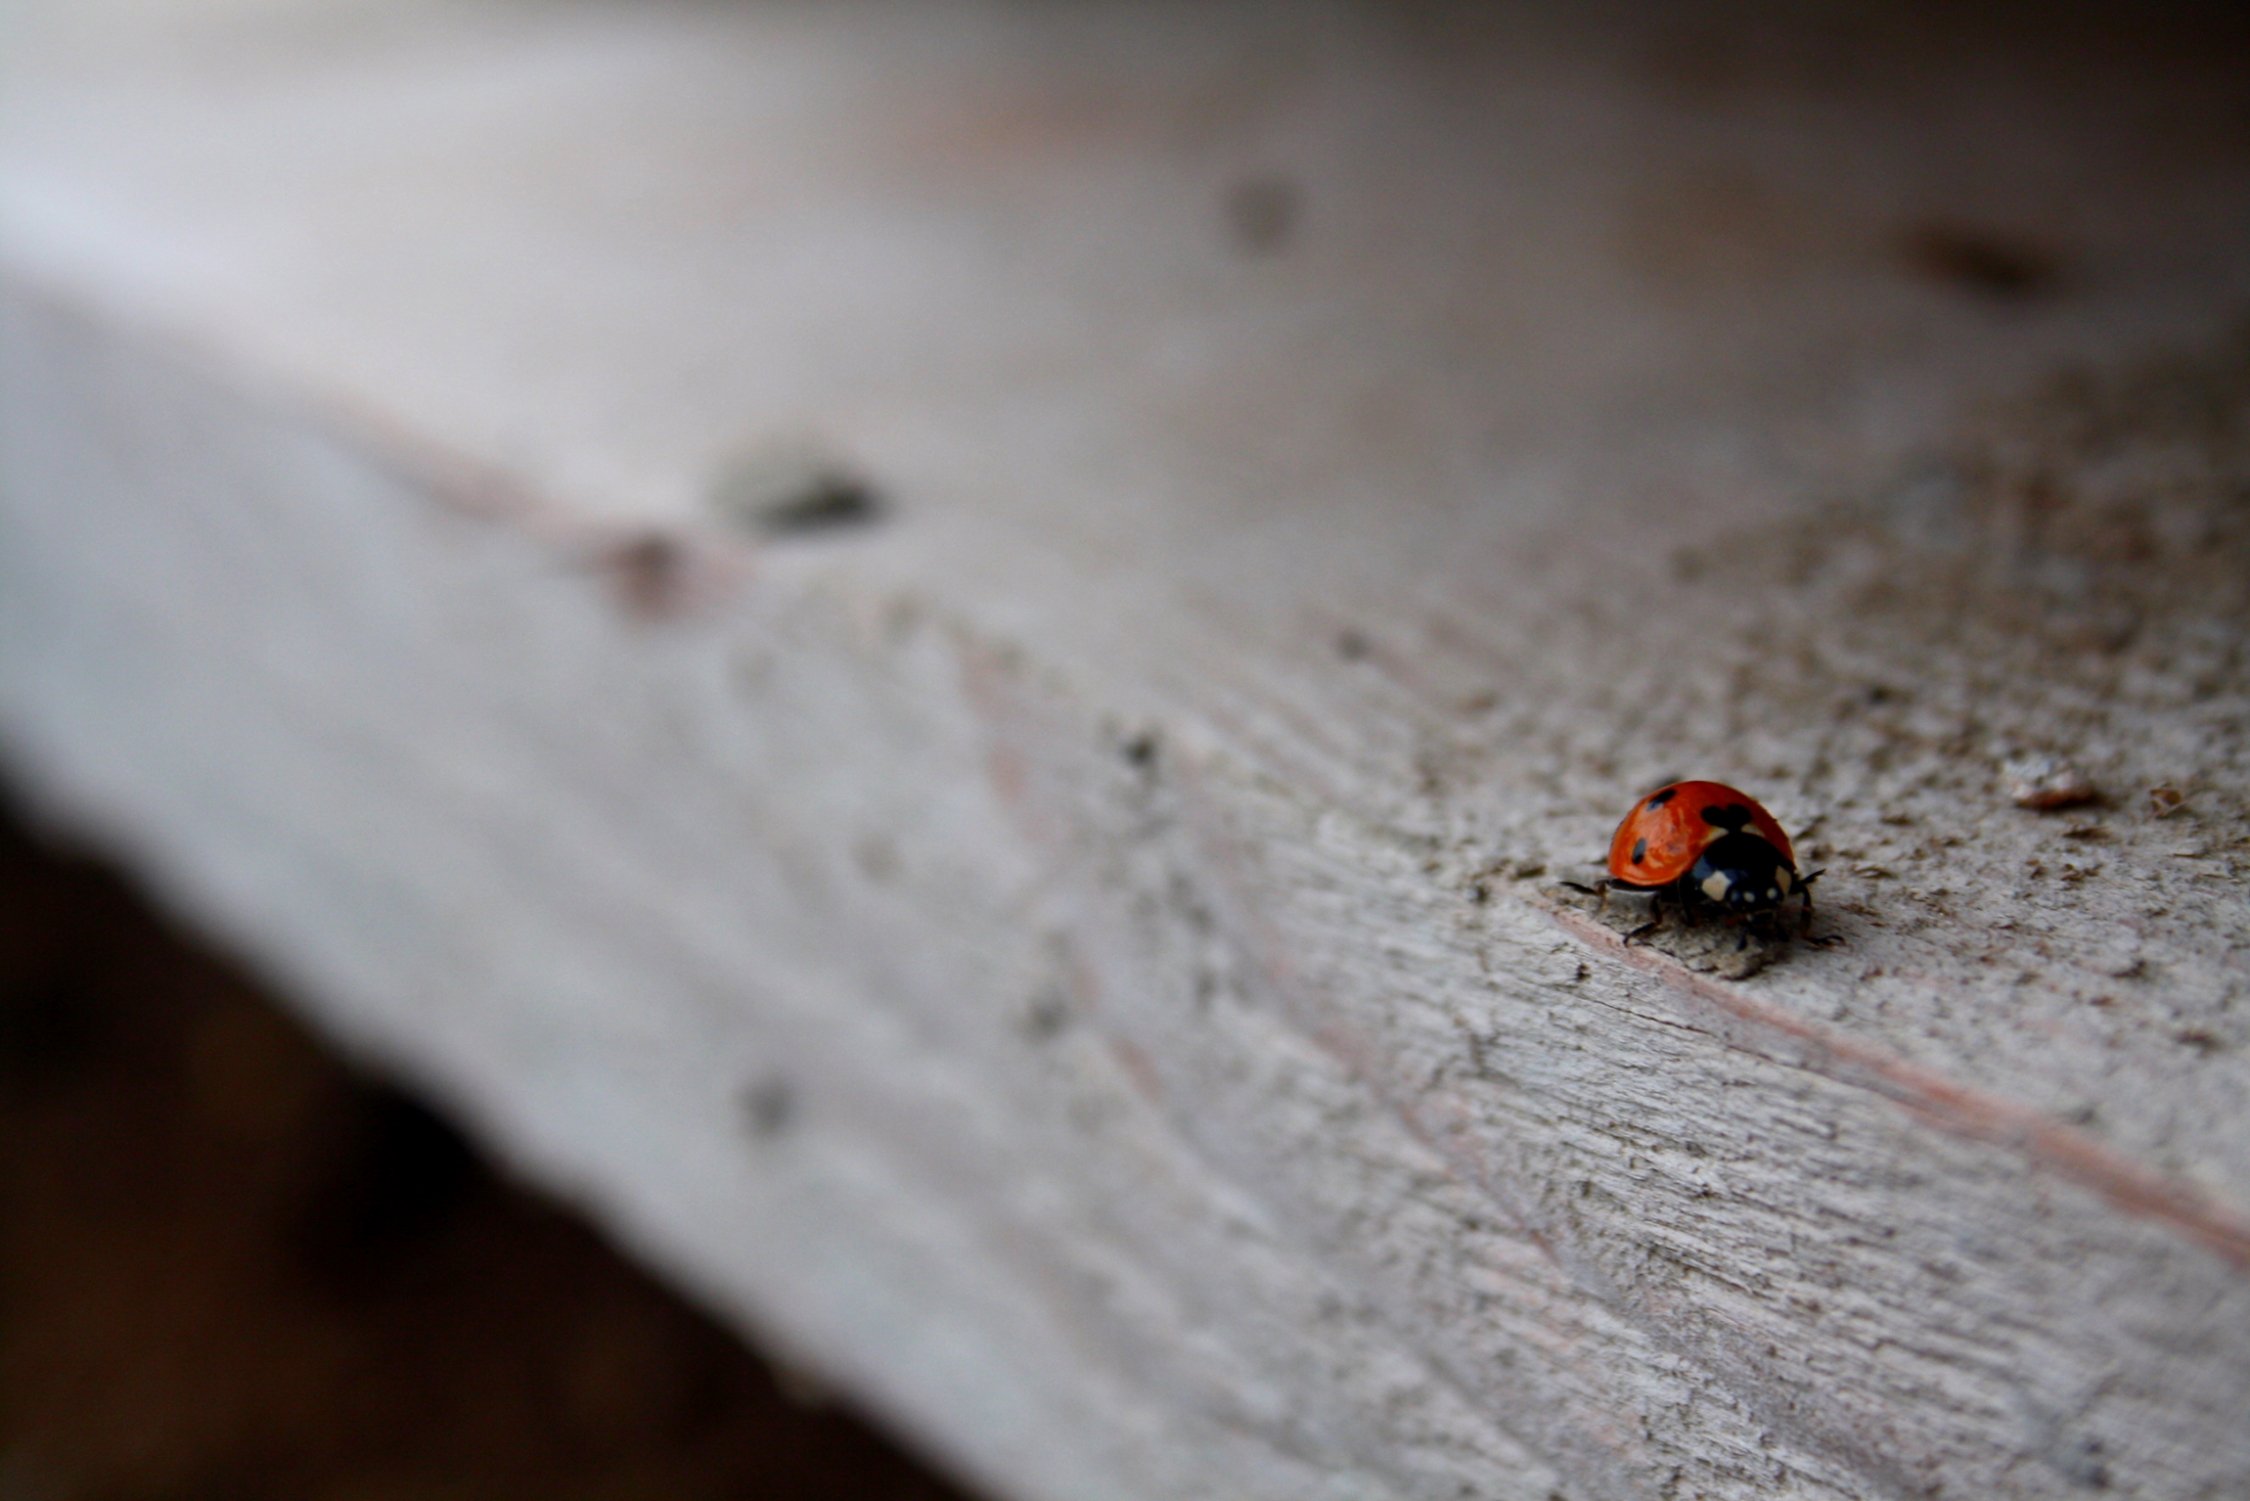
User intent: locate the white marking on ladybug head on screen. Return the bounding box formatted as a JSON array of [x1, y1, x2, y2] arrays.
[[1701, 871, 1733, 903]]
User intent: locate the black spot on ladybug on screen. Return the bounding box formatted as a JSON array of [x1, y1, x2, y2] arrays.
[[1645, 787, 1676, 809], [294, 1084, 480, 1293], [0, 973, 105, 1088], [1700, 803, 1754, 833], [1631, 838, 1648, 865]]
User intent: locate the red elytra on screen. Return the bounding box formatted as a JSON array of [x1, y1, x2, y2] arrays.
[[1606, 780, 1795, 889]]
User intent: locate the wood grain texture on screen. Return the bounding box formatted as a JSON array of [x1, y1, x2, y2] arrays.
[[3, 4, 2248, 1498]]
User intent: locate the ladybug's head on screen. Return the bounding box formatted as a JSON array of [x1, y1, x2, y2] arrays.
[[1690, 832, 1800, 914]]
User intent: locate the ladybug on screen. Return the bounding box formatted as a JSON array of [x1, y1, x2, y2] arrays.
[[1598, 780, 1816, 941]]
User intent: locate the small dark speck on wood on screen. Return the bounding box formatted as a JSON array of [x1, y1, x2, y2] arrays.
[[740, 1077, 797, 1138], [602, 532, 698, 619], [1223, 174, 1302, 256], [713, 447, 884, 538], [1021, 989, 1070, 1042], [2005, 753, 2102, 812], [1899, 222, 2061, 302]]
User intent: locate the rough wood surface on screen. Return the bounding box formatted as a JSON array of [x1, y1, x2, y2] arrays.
[[4, 5, 2249, 1499]]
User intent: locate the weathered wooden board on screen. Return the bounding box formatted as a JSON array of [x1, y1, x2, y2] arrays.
[[4, 4, 2249, 1498]]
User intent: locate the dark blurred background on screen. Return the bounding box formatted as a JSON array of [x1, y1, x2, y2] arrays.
[[0, 794, 975, 1501]]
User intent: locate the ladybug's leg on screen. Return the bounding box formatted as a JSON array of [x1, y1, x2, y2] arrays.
[[1558, 879, 1612, 912], [1623, 889, 1665, 945], [1719, 911, 1751, 952]]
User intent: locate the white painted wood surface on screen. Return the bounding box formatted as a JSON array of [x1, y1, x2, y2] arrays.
[[4, 5, 2249, 1498]]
